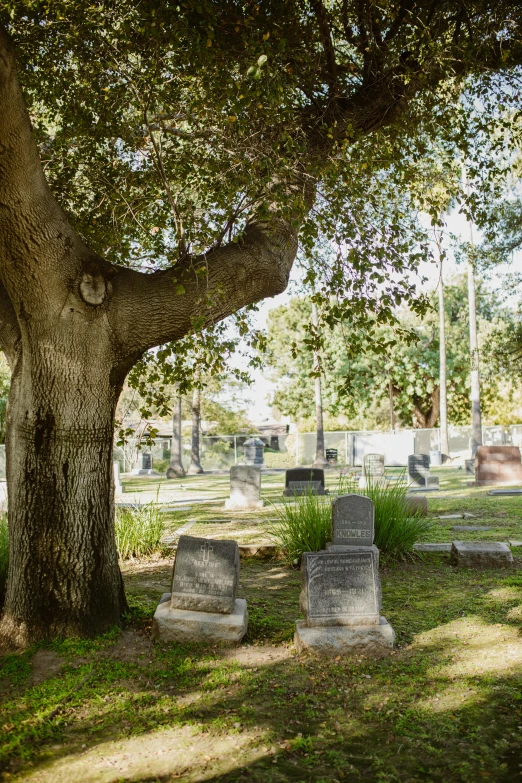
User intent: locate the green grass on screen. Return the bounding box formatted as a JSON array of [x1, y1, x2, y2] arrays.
[[267, 490, 332, 563], [115, 501, 165, 560], [340, 473, 435, 558], [1, 556, 522, 782], [1, 467, 522, 781]]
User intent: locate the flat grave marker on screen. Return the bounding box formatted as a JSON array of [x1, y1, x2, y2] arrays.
[[284, 468, 328, 496], [450, 541, 513, 568]]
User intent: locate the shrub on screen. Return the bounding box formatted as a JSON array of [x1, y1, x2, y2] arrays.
[[115, 501, 165, 560], [339, 473, 433, 558], [268, 491, 332, 564], [0, 513, 8, 607]]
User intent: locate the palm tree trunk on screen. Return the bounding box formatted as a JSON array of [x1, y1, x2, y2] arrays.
[[167, 396, 185, 478], [187, 387, 204, 474], [311, 302, 328, 469]]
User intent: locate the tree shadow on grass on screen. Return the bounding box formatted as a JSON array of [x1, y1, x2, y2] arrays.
[[1, 557, 522, 782]]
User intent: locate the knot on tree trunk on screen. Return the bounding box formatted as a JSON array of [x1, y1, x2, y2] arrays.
[[79, 272, 110, 306]]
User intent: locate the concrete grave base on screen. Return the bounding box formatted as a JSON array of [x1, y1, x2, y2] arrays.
[[413, 542, 452, 552], [152, 594, 248, 644], [225, 498, 264, 510], [283, 488, 329, 496], [450, 541, 513, 568], [407, 486, 440, 492], [294, 617, 395, 657]]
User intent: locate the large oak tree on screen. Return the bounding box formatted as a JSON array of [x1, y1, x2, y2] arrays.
[[0, 1, 521, 645]]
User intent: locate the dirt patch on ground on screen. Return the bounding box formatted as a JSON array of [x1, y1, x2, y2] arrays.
[[30, 649, 65, 686], [120, 557, 172, 576], [218, 644, 293, 667], [106, 629, 153, 666]]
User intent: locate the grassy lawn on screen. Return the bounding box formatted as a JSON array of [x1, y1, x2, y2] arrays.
[[1, 468, 522, 782]]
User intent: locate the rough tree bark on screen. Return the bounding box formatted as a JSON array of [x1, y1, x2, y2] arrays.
[[412, 387, 440, 430], [187, 387, 204, 475], [0, 29, 303, 645]]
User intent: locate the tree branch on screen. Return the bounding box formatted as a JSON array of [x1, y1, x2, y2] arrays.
[[0, 27, 97, 311], [311, 0, 339, 97], [108, 195, 313, 360]]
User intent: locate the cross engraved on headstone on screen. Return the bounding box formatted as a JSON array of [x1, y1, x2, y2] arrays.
[[200, 542, 213, 563]]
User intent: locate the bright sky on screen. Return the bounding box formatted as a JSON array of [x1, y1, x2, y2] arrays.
[[237, 208, 522, 424]]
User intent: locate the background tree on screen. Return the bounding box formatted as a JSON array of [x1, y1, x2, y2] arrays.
[[167, 396, 185, 478], [187, 386, 204, 475], [265, 277, 517, 430], [1, 1, 522, 644]]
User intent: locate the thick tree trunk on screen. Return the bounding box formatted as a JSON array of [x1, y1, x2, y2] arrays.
[[187, 387, 203, 475], [412, 387, 440, 429], [1, 336, 127, 645]]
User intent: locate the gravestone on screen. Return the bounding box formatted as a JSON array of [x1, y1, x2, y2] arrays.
[[152, 535, 248, 643], [295, 495, 394, 656], [131, 451, 155, 475], [358, 453, 385, 489], [407, 454, 439, 488], [283, 468, 328, 496], [300, 550, 381, 625], [405, 495, 428, 517], [326, 448, 338, 465], [465, 458, 475, 476], [225, 465, 263, 510], [413, 542, 452, 552], [329, 494, 374, 547], [243, 437, 265, 466], [475, 446, 522, 486], [450, 541, 513, 568]]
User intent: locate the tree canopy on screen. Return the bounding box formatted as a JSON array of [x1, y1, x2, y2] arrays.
[[3, 0, 522, 371], [265, 277, 520, 430]]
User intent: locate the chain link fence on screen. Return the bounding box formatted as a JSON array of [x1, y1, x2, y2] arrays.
[[111, 423, 522, 474]]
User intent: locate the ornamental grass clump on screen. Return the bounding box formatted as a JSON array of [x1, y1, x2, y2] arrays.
[[340, 472, 433, 559], [0, 513, 8, 607], [268, 491, 332, 564], [115, 502, 164, 560]]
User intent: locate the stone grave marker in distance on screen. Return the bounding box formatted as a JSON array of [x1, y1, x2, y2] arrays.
[[283, 468, 328, 496], [225, 465, 263, 510]]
